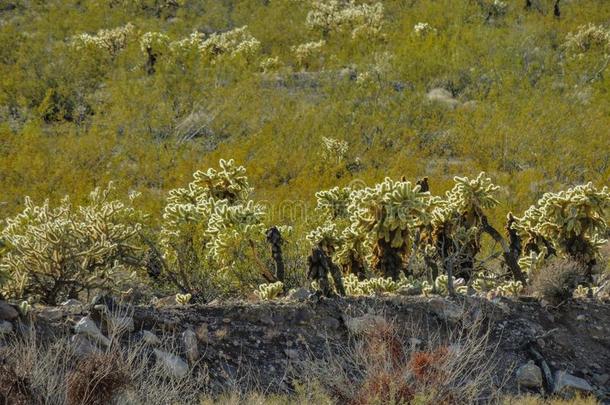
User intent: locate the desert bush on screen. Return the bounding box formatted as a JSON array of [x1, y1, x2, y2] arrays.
[[66, 352, 129, 405], [0, 183, 145, 304], [530, 258, 587, 304], [297, 315, 503, 404]]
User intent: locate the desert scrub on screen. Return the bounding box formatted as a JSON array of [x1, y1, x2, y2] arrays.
[[0, 183, 145, 304], [296, 315, 502, 404]]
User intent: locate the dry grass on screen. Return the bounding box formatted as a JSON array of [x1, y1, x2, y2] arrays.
[[66, 352, 129, 405], [295, 313, 507, 405], [530, 259, 587, 304], [502, 394, 600, 405]]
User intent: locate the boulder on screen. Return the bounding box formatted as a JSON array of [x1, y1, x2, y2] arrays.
[[553, 371, 593, 394], [37, 307, 64, 322], [0, 320, 14, 336], [182, 329, 199, 364], [286, 288, 311, 301], [154, 349, 189, 379], [74, 316, 110, 347], [141, 330, 161, 346], [0, 301, 18, 321], [428, 298, 464, 324], [516, 361, 543, 389], [426, 88, 459, 109], [344, 314, 385, 335], [70, 334, 100, 357]]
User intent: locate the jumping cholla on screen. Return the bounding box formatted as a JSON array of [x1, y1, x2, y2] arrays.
[[160, 159, 268, 295], [0, 183, 144, 304], [511, 183, 610, 273], [306, 0, 384, 39], [321, 137, 349, 164], [563, 24, 610, 56], [413, 22, 436, 37], [349, 177, 435, 280], [292, 40, 326, 69], [254, 281, 284, 300], [170, 26, 261, 63], [71, 23, 135, 57]]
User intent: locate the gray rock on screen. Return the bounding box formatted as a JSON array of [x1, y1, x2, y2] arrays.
[[553, 371, 593, 394], [429, 298, 464, 324], [516, 361, 543, 388], [74, 316, 110, 347], [182, 329, 199, 364], [0, 301, 18, 321], [196, 323, 209, 343], [154, 349, 189, 378], [593, 373, 609, 387], [70, 334, 100, 357], [426, 88, 459, 108], [284, 349, 299, 360], [344, 314, 385, 335], [141, 330, 161, 346], [0, 321, 14, 336], [37, 307, 64, 322], [287, 287, 311, 301], [61, 299, 83, 307]]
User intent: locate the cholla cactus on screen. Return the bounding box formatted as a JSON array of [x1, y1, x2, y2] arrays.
[[260, 56, 283, 73], [175, 293, 192, 305], [254, 281, 284, 300], [306, 1, 384, 39], [349, 177, 435, 279], [413, 22, 436, 37], [427, 173, 502, 281], [160, 159, 268, 294], [315, 186, 353, 219], [494, 280, 524, 297], [140, 32, 170, 55], [563, 24, 610, 56], [517, 247, 547, 275], [434, 274, 466, 295], [0, 183, 144, 304], [343, 273, 408, 296], [71, 23, 135, 57], [321, 137, 349, 164], [205, 200, 266, 266], [292, 40, 325, 69], [168, 27, 260, 64], [306, 221, 341, 252], [512, 183, 609, 271], [199, 26, 261, 62]]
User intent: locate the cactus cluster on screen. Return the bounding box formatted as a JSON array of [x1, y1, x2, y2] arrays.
[[306, 1, 384, 40], [254, 281, 284, 301], [71, 23, 135, 57], [0, 183, 144, 304], [160, 159, 268, 294], [512, 183, 609, 272]]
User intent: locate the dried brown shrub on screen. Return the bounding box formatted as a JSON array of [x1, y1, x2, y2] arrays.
[[0, 361, 37, 405], [530, 258, 587, 304], [66, 352, 129, 405]]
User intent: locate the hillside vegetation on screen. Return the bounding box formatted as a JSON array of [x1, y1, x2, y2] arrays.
[[0, 0, 609, 303]]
